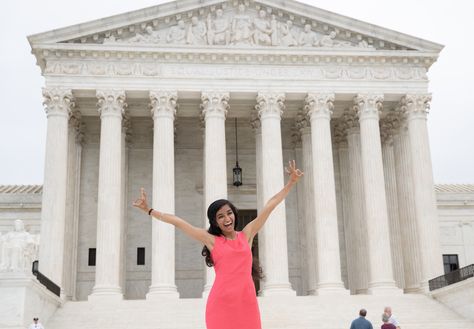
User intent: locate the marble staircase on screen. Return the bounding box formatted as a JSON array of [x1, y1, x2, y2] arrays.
[[45, 294, 474, 329]]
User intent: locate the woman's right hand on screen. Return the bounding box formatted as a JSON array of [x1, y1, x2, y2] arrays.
[[133, 188, 149, 213]]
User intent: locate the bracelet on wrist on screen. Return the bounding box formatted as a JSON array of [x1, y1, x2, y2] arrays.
[[148, 208, 153, 216]]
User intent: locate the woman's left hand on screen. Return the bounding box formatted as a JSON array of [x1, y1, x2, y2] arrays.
[[285, 160, 304, 183]]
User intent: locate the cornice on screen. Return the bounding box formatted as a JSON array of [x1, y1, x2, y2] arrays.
[[35, 44, 437, 75]]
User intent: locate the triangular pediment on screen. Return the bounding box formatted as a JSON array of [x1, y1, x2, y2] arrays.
[[28, 0, 443, 53]]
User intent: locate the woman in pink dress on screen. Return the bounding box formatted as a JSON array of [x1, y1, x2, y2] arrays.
[[133, 160, 303, 329]]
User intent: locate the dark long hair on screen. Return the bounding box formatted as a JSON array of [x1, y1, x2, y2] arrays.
[[201, 199, 263, 281]]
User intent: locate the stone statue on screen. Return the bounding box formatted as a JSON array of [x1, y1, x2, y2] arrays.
[[319, 31, 336, 47], [166, 20, 187, 44], [298, 24, 318, 47], [0, 220, 39, 273], [253, 10, 273, 46], [320, 31, 352, 48], [187, 16, 207, 45], [271, 15, 278, 46], [128, 26, 161, 44], [231, 4, 252, 45], [280, 20, 298, 47], [103, 34, 118, 44], [207, 9, 231, 45]]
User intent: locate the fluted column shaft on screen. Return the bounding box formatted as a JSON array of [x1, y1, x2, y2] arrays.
[[201, 92, 229, 295], [147, 91, 179, 298], [63, 111, 83, 300], [39, 88, 74, 291], [355, 94, 398, 294], [90, 90, 126, 300], [346, 124, 369, 294], [403, 94, 444, 289], [305, 93, 346, 295], [251, 116, 266, 277], [334, 122, 355, 293], [380, 118, 405, 289], [256, 92, 294, 296], [392, 123, 421, 292]]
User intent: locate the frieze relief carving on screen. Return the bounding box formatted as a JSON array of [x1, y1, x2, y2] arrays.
[[44, 60, 428, 81], [80, 3, 386, 50]]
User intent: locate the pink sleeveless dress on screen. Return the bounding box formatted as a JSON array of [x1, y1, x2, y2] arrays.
[[205, 231, 261, 329]]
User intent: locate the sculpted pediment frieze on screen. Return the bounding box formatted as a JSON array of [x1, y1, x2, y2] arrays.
[[55, 1, 417, 51]]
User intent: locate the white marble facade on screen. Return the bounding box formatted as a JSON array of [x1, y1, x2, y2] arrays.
[[21, 0, 460, 300]]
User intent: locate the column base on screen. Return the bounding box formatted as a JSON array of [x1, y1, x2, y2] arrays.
[[260, 282, 296, 296], [355, 288, 369, 295], [146, 285, 180, 300], [88, 286, 123, 302], [316, 282, 349, 295], [368, 281, 403, 295], [404, 284, 423, 294]]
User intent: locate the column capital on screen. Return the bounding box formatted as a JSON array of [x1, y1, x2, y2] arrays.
[[380, 110, 400, 145], [342, 107, 359, 135], [304, 93, 334, 120], [333, 120, 348, 148], [354, 94, 383, 120], [150, 90, 178, 120], [42, 87, 75, 118], [250, 111, 261, 131], [255, 92, 285, 119], [96, 90, 127, 118], [69, 110, 85, 145], [400, 93, 431, 120], [200, 91, 229, 119], [123, 112, 132, 146]]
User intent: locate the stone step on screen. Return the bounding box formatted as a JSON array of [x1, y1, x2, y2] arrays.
[[45, 295, 474, 329]]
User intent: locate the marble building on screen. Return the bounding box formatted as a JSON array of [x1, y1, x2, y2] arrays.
[[22, 0, 455, 302]]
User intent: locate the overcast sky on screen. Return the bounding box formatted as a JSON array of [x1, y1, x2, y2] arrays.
[[0, 0, 473, 185]]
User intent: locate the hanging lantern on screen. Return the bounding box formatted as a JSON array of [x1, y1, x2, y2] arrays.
[[233, 118, 242, 186]]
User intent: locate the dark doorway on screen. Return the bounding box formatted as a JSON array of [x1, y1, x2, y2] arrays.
[[236, 209, 260, 295]]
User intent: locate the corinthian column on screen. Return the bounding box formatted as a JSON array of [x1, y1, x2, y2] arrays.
[[201, 92, 229, 296], [402, 94, 443, 290], [354, 94, 400, 294], [89, 90, 126, 300], [334, 120, 356, 293], [63, 110, 83, 300], [392, 112, 421, 292], [147, 91, 179, 299], [294, 110, 318, 295], [255, 92, 295, 296], [305, 93, 347, 295], [343, 109, 369, 294], [380, 114, 405, 289], [250, 114, 266, 274], [39, 88, 74, 292]]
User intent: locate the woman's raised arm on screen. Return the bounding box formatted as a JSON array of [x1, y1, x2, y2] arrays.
[[133, 188, 214, 250], [242, 160, 303, 241]]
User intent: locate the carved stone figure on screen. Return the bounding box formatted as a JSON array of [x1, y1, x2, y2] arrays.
[[0, 220, 39, 273], [103, 34, 118, 44], [271, 15, 278, 46], [167, 20, 187, 44], [207, 9, 231, 45], [187, 16, 207, 45], [128, 26, 161, 44], [231, 4, 252, 45], [319, 31, 336, 47], [298, 24, 318, 47], [253, 10, 273, 46], [280, 20, 298, 47]]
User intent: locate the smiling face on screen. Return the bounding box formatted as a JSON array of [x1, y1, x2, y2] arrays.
[[215, 204, 235, 233]]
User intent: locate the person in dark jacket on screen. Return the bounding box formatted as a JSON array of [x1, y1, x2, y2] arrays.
[[350, 309, 374, 329]]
